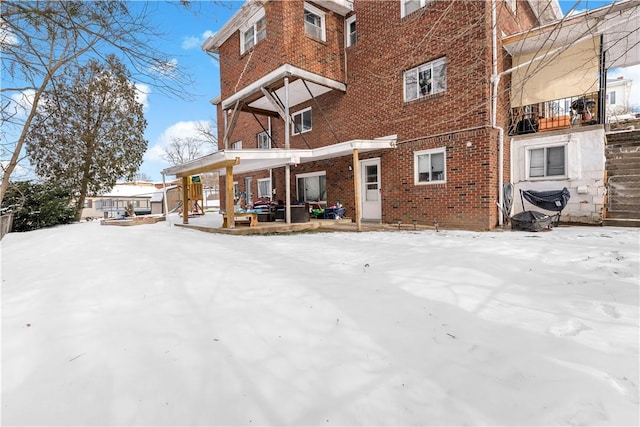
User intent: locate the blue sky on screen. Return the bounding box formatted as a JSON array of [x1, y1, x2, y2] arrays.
[[139, 0, 627, 182], [136, 1, 242, 181]]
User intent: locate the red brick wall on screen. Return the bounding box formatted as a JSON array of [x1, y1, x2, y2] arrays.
[[215, 0, 543, 229], [218, 1, 346, 101]]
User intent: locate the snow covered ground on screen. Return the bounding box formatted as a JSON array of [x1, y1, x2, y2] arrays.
[[1, 216, 639, 426]]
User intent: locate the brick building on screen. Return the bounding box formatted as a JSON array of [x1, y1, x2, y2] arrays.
[[165, 0, 563, 230]]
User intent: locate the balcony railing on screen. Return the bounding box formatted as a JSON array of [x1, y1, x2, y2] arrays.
[[510, 92, 601, 135]]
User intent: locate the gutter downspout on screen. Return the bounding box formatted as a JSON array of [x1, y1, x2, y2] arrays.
[[284, 75, 292, 224], [491, 0, 505, 226]]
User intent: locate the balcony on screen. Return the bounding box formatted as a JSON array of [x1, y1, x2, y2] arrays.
[[509, 92, 600, 136]]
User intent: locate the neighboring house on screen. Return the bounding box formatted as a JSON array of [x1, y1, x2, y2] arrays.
[[162, 0, 636, 230], [81, 182, 156, 220], [606, 76, 635, 125], [503, 1, 639, 224]]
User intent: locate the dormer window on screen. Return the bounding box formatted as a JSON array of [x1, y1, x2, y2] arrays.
[[240, 8, 266, 54], [304, 2, 326, 41]]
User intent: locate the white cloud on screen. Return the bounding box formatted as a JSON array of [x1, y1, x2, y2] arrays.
[[9, 90, 35, 119], [134, 83, 150, 110], [182, 30, 215, 50], [144, 120, 216, 163], [0, 18, 18, 47]]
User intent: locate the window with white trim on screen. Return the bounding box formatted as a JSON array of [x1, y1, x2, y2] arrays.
[[304, 2, 326, 41], [257, 178, 271, 198], [414, 148, 446, 184], [292, 107, 312, 135], [401, 0, 433, 17], [404, 57, 446, 101], [233, 182, 239, 200], [257, 131, 271, 149], [528, 145, 566, 178], [297, 171, 327, 202], [345, 15, 356, 47], [231, 140, 242, 150], [240, 8, 266, 53]]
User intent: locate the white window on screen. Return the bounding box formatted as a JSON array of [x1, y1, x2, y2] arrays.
[[404, 57, 446, 101], [506, 0, 517, 14], [231, 140, 242, 150], [233, 182, 239, 200], [414, 148, 446, 184], [257, 131, 271, 149], [528, 145, 566, 178], [240, 8, 266, 54], [257, 178, 271, 198], [401, 0, 432, 17], [345, 15, 356, 47], [304, 2, 326, 41], [297, 171, 327, 202], [292, 107, 312, 135]]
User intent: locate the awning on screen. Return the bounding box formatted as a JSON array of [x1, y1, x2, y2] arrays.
[[162, 137, 397, 178], [220, 64, 347, 116], [503, 0, 640, 69], [503, 0, 639, 107]]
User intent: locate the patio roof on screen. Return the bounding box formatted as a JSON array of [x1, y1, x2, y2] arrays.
[[219, 64, 346, 116], [162, 137, 398, 178], [502, 0, 640, 69]]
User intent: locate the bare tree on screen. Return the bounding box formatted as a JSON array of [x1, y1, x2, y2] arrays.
[[133, 172, 154, 182], [162, 136, 210, 166], [0, 1, 194, 205], [194, 120, 219, 150]]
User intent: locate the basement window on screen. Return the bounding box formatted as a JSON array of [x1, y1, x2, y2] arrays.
[[528, 145, 566, 178]]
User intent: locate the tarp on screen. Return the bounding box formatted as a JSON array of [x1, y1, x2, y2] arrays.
[[511, 210, 553, 232], [520, 187, 571, 212]]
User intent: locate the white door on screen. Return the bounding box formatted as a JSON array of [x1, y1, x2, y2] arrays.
[[360, 158, 381, 220]]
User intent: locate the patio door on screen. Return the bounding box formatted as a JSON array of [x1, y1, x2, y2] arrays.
[[360, 158, 381, 221]]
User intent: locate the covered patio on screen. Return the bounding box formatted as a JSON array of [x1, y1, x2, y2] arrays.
[[161, 138, 397, 231], [163, 60, 397, 231]]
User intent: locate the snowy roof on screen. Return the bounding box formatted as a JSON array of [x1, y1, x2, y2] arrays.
[[97, 184, 157, 198]]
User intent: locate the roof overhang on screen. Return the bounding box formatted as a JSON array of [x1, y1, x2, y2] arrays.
[[202, 0, 353, 54], [202, 0, 268, 54], [162, 137, 397, 178], [503, 0, 640, 69], [526, 0, 563, 25], [220, 64, 346, 115]]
